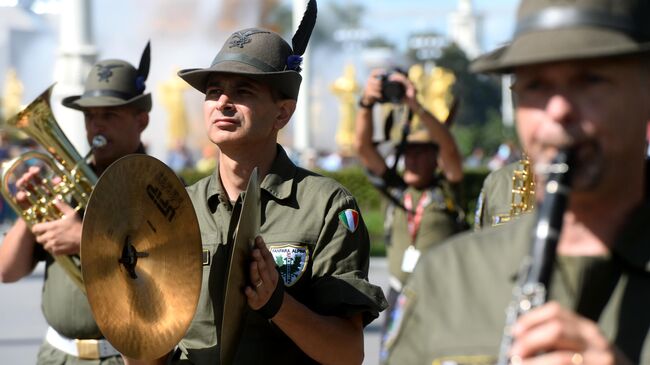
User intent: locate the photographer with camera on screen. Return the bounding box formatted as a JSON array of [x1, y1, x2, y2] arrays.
[[354, 68, 463, 357]]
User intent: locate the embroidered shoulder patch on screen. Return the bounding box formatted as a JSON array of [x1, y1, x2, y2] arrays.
[[270, 244, 310, 287], [338, 209, 359, 233]]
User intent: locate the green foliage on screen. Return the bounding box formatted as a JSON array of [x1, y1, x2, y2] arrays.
[[451, 110, 518, 157], [326, 1, 365, 29], [265, 1, 366, 46], [179, 169, 211, 186], [316, 167, 383, 210], [462, 168, 491, 226], [318, 166, 490, 256], [434, 43, 502, 128], [450, 125, 478, 157], [363, 209, 388, 257]]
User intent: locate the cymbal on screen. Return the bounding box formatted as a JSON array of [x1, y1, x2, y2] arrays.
[[81, 155, 202, 360], [221, 167, 260, 365]]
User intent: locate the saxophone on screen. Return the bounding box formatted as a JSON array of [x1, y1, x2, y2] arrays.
[[496, 150, 573, 365]]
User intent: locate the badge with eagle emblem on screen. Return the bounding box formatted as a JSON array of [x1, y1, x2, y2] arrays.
[[96, 64, 123, 82], [228, 29, 271, 48]]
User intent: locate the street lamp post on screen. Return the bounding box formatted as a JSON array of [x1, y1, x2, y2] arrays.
[[51, 0, 97, 155]]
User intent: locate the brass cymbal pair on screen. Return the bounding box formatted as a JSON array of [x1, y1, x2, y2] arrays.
[[82, 155, 259, 362]]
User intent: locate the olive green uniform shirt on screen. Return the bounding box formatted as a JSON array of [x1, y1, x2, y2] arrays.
[[388, 186, 458, 286], [178, 145, 387, 364], [38, 254, 101, 339], [37, 253, 123, 365], [34, 154, 145, 365], [386, 208, 650, 365], [474, 162, 519, 229]]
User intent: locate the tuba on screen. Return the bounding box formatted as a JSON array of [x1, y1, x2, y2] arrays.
[[510, 155, 536, 216], [1, 84, 104, 291], [492, 156, 536, 226]]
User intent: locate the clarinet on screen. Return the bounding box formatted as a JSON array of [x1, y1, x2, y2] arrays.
[[496, 149, 573, 365]]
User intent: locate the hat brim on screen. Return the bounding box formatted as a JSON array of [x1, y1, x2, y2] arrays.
[[62, 93, 152, 112], [178, 61, 302, 100], [471, 27, 650, 74]]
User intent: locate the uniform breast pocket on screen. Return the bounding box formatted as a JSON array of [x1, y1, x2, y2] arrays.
[[201, 234, 220, 268], [200, 235, 228, 287]]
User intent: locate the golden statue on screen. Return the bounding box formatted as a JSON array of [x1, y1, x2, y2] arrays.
[[408, 64, 427, 131], [425, 66, 456, 123], [158, 69, 190, 147], [330, 64, 360, 157], [2, 68, 24, 122]]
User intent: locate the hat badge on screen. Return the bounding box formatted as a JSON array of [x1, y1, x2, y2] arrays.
[[96, 64, 124, 82], [228, 29, 271, 48]]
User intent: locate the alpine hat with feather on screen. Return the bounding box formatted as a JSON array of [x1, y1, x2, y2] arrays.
[[62, 42, 152, 112], [471, 0, 650, 73], [178, 0, 317, 100]]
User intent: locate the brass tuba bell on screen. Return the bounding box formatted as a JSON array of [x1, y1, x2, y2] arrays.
[[494, 155, 536, 225], [0, 84, 103, 291]]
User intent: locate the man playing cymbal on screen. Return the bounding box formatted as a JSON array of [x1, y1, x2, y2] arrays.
[[125, 1, 387, 364]]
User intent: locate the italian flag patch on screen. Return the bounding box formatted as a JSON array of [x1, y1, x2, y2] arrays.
[[338, 209, 359, 233]]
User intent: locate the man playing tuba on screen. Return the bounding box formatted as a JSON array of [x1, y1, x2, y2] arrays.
[[0, 43, 152, 364]]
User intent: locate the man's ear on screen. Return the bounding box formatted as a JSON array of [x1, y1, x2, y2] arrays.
[[136, 111, 149, 132], [274, 99, 296, 130]]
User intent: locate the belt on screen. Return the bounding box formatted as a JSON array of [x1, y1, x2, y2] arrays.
[[45, 327, 121, 360]]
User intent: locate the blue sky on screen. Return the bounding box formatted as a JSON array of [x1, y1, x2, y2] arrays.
[[315, 0, 519, 53], [371, 0, 518, 52]]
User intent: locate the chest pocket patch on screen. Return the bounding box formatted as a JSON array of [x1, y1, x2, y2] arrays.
[[269, 244, 310, 287]]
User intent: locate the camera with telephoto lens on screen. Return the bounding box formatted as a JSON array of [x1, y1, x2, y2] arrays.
[[378, 69, 407, 103]]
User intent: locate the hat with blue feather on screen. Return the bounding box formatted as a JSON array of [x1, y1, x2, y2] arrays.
[[178, 0, 317, 100], [62, 42, 152, 112]]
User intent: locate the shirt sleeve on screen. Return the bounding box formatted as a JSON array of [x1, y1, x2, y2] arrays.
[[306, 189, 388, 326]]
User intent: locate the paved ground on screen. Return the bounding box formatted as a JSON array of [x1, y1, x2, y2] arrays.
[[0, 258, 389, 364]]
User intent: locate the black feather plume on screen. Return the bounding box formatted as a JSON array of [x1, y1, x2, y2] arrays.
[[137, 41, 151, 80], [291, 0, 317, 56]]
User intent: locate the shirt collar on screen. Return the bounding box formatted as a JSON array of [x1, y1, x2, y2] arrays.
[[260, 145, 296, 201], [206, 167, 224, 213], [90, 143, 147, 174], [205, 144, 296, 212]]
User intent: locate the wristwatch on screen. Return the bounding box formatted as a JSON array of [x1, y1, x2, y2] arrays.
[[358, 97, 375, 109]]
